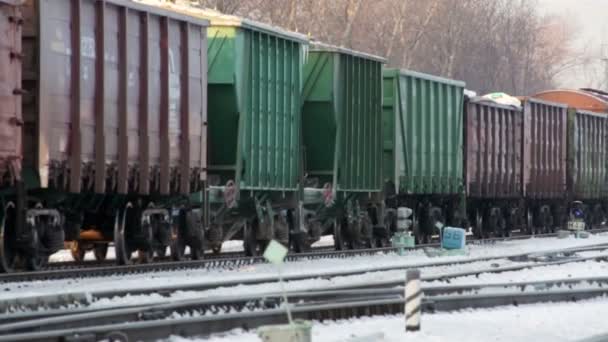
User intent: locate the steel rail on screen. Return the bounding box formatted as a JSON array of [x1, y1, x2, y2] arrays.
[[1, 285, 608, 342], [2, 243, 607, 315], [3, 230, 604, 283]]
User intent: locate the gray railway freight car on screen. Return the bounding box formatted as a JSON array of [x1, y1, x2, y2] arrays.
[[0, 0, 208, 272]]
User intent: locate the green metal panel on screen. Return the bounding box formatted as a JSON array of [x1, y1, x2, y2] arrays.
[[302, 47, 384, 193], [568, 109, 608, 199], [383, 69, 466, 195], [207, 24, 306, 192]]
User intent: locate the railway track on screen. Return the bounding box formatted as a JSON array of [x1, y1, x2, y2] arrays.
[[1, 272, 608, 342], [3, 230, 602, 284], [3, 241, 607, 314]]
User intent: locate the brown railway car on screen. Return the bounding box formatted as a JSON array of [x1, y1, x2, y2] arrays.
[[0, 0, 209, 272], [521, 98, 569, 233], [464, 97, 525, 237], [533, 89, 608, 113]]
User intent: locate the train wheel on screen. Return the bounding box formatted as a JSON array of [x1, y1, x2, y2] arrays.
[[94, 244, 109, 261], [0, 203, 18, 273], [499, 214, 508, 237], [25, 229, 47, 271], [526, 208, 534, 235], [26, 255, 47, 271], [190, 245, 203, 260], [292, 232, 310, 253], [114, 204, 134, 265], [211, 245, 222, 255], [243, 221, 259, 256], [70, 241, 86, 262], [138, 217, 154, 263], [333, 219, 347, 251], [361, 218, 376, 249], [592, 205, 605, 229], [474, 210, 483, 239], [346, 218, 361, 250], [137, 249, 153, 263], [539, 206, 553, 234], [170, 223, 186, 261], [155, 246, 167, 258], [488, 208, 502, 237]]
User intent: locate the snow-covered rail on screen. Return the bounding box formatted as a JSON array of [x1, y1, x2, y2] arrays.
[[0, 230, 585, 283], [1, 275, 608, 342]]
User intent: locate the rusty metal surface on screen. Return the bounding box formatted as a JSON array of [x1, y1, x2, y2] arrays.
[[522, 98, 568, 199], [0, 0, 22, 188], [21, 0, 208, 195], [464, 98, 523, 198], [533, 89, 608, 113]]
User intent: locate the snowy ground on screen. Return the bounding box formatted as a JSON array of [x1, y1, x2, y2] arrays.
[[167, 298, 608, 342], [4, 234, 608, 305], [48, 236, 336, 262]]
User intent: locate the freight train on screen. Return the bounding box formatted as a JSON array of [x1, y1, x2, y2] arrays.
[[0, 0, 605, 273]]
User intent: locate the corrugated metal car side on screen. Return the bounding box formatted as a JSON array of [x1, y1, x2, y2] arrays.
[[243, 29, 302, 191], [0, 0, 22, 188], [522, 99, 568, 199], [22, 0, 207, 195], [465, 99, 523, 198], [302, 49, 383, 193], [337, 53, 383, 192], [207, 25, 304, 192], [383, 69, 465, 195], [568, 109, 608, 200]]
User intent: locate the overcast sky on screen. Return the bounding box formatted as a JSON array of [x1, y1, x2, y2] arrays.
[[537, 0, 608, 88]]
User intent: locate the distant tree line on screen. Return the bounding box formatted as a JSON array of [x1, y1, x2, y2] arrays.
[[175, 0, 579, 95]]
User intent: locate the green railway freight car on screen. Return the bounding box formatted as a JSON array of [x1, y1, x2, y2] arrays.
[[175, 7, 308, 255], [567, 109, 608, 228], [382, 69, 466, 243], [299, 43, 386, 251]]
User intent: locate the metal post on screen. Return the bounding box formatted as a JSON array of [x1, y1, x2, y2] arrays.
[[277, 264, 294, 325], [405, 269, 422, 332]]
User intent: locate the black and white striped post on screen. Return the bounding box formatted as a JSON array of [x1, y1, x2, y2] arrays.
[[405, 269, 422, 332]]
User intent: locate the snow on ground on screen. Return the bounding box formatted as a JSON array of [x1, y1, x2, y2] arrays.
[[5, 234, 608, 304], [166, 297, 608, 342], [83, 253, 608, 309], [48, 236, 336, 263]]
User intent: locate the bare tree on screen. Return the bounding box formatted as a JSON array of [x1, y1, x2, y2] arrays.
[[163, 0, 582, 94]]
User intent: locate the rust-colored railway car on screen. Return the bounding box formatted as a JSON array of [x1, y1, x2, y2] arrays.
[[0, 0, 209, 272], [464, 97, 524, 236], [533, 89, 608, 113], [465, 98, 523, 199], [0, 0, 23, 189], [21, 0, 208, 196], [522, 98, 568, 233]]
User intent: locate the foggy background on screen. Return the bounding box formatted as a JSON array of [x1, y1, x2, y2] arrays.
[[538, 0, 608, 89]]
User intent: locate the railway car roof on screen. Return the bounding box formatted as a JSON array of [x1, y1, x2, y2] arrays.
[[310, 41, 386, 63], [136, 0, 308, 43], [384, 68, 466, 88], [112, 0, 210, 27]]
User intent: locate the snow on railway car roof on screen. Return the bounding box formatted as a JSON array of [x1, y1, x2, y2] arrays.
[[310, 41, 386, 63], [136, 0, 308, 43], [110, 0, 209, 27]]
